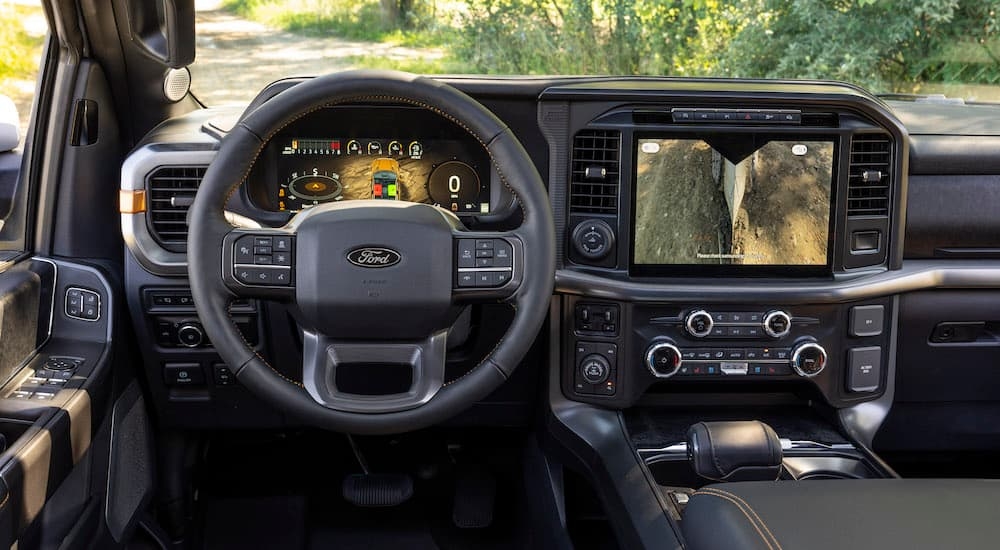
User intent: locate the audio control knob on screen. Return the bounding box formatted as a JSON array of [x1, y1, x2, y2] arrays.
[[580, 354, 611, 384], [763, 310, 792, 338], [685, 310, 714, 338], [177, 322, 204, 348], [645, 341, 682, 378], [791, 341, 827, 377]]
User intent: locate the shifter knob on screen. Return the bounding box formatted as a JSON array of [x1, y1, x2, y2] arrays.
[[686, 421, 783, 482]]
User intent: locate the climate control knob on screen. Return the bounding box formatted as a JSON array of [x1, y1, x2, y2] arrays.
[[645, 341, 682, 378], [791, 341, 827, 377], [580, 354, 611, 384], [685, 310, 714, 338], [763, 310, 792, 338]]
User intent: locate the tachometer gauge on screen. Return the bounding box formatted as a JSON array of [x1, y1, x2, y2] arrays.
[[279, 169, 343, 211], [427, 161, 481, 212]]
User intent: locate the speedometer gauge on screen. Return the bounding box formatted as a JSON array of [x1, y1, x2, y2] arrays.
[[427, 161, 481, 212], [279, 169, 343, 211]]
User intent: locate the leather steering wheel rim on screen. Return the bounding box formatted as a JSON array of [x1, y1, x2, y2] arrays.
[[187, 70, 555, 435]]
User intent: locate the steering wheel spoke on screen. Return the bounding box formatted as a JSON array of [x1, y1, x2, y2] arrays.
[[222, 228, 297, 299], [451, 230, 524, 302], [301, 330, 448, 413]]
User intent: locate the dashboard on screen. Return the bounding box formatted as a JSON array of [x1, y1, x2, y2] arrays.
[[119, 76, 1000, 451]]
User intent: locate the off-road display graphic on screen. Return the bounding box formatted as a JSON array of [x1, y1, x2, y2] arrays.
[[275, 138, 488, 214], [633, 138, 833, 266]]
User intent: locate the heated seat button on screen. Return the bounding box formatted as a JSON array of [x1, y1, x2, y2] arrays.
[[164, 363, 205, 387]]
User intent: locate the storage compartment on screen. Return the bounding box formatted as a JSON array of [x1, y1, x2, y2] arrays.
[[905, 175, 1000, 258]]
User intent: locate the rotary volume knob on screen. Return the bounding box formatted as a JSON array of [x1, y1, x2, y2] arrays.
[[791, 341, 827, 377], [645, 341, 682, 378]]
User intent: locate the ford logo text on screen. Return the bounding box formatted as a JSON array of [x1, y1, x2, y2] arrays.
[[346, 247, 401, 268]]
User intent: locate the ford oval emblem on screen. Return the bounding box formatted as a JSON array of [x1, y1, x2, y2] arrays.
[[346, 247, 401, 268]]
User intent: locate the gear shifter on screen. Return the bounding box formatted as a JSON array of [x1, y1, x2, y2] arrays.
[[686, 421, 783, 482]]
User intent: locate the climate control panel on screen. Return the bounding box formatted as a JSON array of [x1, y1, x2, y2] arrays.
[[562, 298, 893, 410], [643, 339, 826, 379]]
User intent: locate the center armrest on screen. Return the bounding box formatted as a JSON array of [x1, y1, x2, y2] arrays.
[[683, 479, 1000, 550]]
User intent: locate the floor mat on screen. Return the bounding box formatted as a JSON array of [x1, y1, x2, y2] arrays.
[[308, 527, 438, 550], [202, 495, 307, 550]]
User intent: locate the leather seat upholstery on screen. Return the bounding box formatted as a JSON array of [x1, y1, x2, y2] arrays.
[[682, 479, 1000, 550]]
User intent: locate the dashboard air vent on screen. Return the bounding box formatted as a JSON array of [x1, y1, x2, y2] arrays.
[[146, 165, 206, 252], [847, 134, 892, 217], [570, 130, 620, 215]]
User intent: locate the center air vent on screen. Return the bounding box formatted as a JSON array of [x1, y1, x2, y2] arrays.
[[570, 130, 620, 214], [147, 165, 206, 252], [847, 134, 892, 217]]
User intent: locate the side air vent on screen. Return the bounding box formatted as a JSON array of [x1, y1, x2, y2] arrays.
[[570, 130, 620, 215], [847, 134, 892, 217], [146, 165, 206, 252]]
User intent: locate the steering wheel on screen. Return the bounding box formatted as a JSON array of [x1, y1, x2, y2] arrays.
[[187, 70, 555, 435]]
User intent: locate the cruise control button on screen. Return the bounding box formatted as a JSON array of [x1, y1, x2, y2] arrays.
[[254, 236, 272, 247], [273, 252, 292, 266], [273, 236, 293, 252], [254, 255, 273, 265], [234, 236, 255, 264], [457, 240, 476, 268]]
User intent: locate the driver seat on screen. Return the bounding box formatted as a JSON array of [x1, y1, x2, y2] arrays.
[[681, 478, 1000, 549]]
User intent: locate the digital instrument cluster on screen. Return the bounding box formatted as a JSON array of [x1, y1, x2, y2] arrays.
[[251, 132, 492, 215]]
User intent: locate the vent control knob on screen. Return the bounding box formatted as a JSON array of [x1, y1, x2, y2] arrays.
[[572, 219, 615, 261]]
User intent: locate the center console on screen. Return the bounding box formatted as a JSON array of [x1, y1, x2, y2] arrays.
[[539, 80, 906, 416]]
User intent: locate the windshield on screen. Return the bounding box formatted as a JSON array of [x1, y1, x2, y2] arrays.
[[186, 0, 1000, 106]]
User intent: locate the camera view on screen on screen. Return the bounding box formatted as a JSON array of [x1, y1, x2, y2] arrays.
[[633, 138, 834, 266]]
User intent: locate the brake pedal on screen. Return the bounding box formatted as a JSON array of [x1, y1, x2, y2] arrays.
[[342, 473, 414, 507], [452, 466, 496, 529]]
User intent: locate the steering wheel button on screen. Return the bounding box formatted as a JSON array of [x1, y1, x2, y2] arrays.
[[475, 271, 501, 287], [475, 249, 493, 258], [457, 272, 476, 287], [475, 257, 494, 267], [254, 236, 272, 247], [273, 252, 292, 266], [457, 239, 476, 267], [475, 240, 494, 250], [234, 237, 255, 263], [273, 236, 293, 251], [254, 255, 273, 265], [273, 270, 292, 286], [254, 246, 272, 255], [494, 271, 511, 286]]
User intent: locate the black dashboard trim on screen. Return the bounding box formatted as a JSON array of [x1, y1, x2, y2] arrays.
[[555, 260, 1000, 304]]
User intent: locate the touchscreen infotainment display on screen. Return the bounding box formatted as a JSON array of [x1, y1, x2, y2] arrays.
[[632, 136, 835, 272]]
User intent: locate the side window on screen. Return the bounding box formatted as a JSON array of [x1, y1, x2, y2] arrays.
[[0, 0, 46, 250]]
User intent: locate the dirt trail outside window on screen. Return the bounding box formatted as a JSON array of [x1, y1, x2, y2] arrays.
[[190, 0, 445, 106]]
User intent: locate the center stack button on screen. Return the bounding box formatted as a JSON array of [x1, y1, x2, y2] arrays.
[[646, 341, 682, 378], [685, 310, 714, 338]]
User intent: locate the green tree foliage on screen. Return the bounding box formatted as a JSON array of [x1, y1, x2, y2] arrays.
[[456, 0, 1000, 91]]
